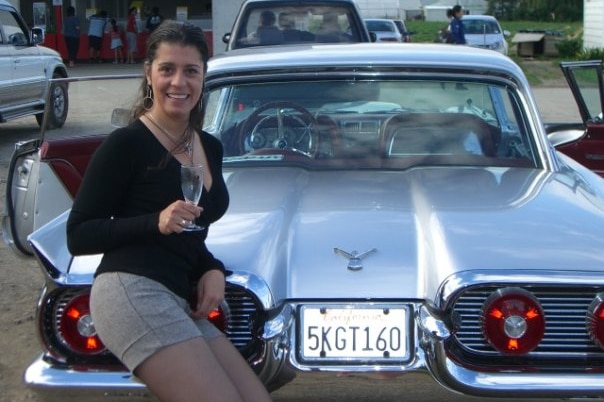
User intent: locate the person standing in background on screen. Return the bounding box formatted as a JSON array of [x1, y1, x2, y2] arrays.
[[87, 10, 107, 63], [126, 7, 138, 64], [450, 5, 466, 45], [108, 19, 124, 64], [145, 6, 163, 33], [63, 6, 80, 67]]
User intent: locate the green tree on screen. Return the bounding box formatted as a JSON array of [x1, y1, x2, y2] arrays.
[[486, 0, 582, 21]]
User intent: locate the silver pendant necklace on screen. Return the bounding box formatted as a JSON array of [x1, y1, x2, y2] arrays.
[[146, 113, 194, 162]]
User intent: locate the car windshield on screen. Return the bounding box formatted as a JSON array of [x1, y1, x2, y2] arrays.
[[393, 20, 407, 34], [203, 78, 538, 170], [233, 5, 360, 47], [462, 19, 501, 35], [365, 20, 395, 32]]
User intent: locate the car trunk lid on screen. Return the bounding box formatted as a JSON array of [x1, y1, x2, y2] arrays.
[[207, 166, 604, 300]]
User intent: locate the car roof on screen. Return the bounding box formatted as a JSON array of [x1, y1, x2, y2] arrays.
[[462, 15, 499, 21], [364, 18, 396, 22], [364, 19, 398, 29], [240, 0, 360, 4], [208, 42, 525, 83]]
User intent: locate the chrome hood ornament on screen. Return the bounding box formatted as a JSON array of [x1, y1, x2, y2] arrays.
[[333, 248, 377, 271]]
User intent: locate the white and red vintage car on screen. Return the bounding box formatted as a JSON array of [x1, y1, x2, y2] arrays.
[[4, 43, 604, 400]]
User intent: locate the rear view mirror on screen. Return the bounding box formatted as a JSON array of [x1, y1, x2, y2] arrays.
[[111, 108, 130, 127]]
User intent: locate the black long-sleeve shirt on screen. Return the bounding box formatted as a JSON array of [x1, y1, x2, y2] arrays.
[[67, 119, 229, 300]]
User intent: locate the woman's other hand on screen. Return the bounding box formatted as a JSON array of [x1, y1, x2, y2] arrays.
[[191, 269, 225, 319]]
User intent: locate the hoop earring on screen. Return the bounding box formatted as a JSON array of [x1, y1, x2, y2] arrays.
[[143, 85, 154, 110]]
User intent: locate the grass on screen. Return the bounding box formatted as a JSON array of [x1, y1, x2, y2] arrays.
[[405, 20, 582, 45], [404, 20, 583, 86]]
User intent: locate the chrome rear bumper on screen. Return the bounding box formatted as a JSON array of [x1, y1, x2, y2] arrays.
[[25, 301, 604, 400]]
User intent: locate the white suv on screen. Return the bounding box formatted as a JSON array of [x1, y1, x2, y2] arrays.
[[0, 0, 68, 128]]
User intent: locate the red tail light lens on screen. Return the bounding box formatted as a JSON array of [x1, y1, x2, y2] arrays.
[[208, 301, 231, 333], [481, 287, 545, 355], [57, 293, 106, 355], [587, 293, 604, 349]]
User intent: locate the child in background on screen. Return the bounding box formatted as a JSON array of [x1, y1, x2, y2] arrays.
[[109, 19, 125, 64]]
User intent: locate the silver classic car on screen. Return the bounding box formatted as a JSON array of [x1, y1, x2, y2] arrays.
[[5, 43, 604, 400]]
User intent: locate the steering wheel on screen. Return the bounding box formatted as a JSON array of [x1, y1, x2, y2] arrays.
[[238, 101, 319, 157]]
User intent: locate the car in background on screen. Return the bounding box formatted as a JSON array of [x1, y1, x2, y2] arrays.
[[0, 0, 68, 128], [462, 14, 510, 55], [222, 0, 372, 50], [5, 43, 604, 400], [393, 18, 412, 42], [364, 18, 403, 42]]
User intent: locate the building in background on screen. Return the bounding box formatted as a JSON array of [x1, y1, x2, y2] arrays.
[[423, 0, 487, 21], [7, 0, 595, 55], [583, 0, 604, 49], [9, 0, 212, 34]]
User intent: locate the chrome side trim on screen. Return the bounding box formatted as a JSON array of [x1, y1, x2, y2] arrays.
[[24, 356, 148, 396], [429, 345, 604, 398], [417, 305, 450, 341], [263, 304, 294, 341], [227, 271, 274, 310]]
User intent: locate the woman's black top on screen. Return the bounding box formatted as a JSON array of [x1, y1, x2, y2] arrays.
[[67, 119, 230, 300]]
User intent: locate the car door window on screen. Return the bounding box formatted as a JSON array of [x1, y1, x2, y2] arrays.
[[0, 9, 28, 45], [571, 67, 602, 121], [560, 61, 604, 124]]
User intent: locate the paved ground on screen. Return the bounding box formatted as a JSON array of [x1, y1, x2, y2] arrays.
[[66, 60, 143, 77]]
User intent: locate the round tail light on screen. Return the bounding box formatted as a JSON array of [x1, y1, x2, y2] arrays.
[[587, 293, 604, 349], [57, 292, 106, 355], [481, 287, 545, 355]]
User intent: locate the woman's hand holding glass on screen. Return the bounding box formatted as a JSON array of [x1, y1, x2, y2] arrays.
[[158, 200, 202, 235]]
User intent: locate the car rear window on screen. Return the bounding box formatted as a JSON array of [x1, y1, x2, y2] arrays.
[[203, 78, 538, 170], [233, 5, 362, 48]]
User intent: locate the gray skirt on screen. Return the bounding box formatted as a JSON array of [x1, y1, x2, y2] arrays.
[[90, 272, 223, 371]]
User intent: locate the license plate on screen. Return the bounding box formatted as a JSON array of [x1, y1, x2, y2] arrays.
[[299, 305, 408, 362]]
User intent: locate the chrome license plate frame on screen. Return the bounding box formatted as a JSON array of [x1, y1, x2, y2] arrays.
[[298, 304, 412, 364]]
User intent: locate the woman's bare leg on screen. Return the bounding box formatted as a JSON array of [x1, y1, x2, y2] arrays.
[[134, 337, 244, 402], [207, 336, 273, 402]]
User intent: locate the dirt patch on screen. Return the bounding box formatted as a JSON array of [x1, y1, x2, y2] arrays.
[[517, 59, 567, 87]]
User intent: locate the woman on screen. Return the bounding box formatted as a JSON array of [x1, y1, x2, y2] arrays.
[[63, 6, 80, 67], [66, 20, 272, 402], [126, 7, 138, 63], [449, 5, 466, 45]]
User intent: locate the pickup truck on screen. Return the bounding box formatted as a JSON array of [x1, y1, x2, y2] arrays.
[[222, 0, 373, 51]]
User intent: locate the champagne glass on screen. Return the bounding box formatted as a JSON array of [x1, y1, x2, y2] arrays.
[[180, 163, 205, 231]]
